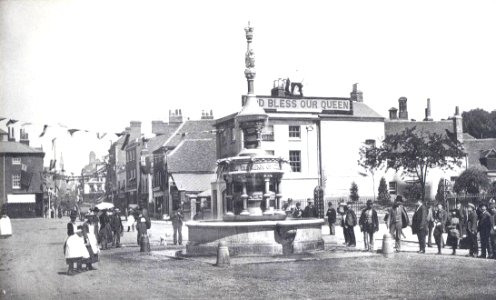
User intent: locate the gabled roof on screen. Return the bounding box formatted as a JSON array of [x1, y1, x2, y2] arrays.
[[464, 138, 496, 170], [165, 120, 216, 148], [168, 138, 217, 173], [0, 141, 45, 154], [385, 120, 454, 137]]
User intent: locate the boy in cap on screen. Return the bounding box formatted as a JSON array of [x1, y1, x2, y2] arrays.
[[342, 202, 357, 247], [359, 200, 379, 251], [326, 202, 337, 235], [303, 199, 318, 218]]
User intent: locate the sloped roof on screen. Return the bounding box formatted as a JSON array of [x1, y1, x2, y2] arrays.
[[463, 138, 496, 170], [166, 120, 216, 148], [351, 102, 384, 119], [385, 120, 454, 137], [0, 141, 45, 154], [0, 128, 7, 135], [168, 139, 217, 173], [171, 173, 215, 192]]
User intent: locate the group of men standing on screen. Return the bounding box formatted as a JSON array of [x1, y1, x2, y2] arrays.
[[412, 198, 496, 258], [324, 196, 496, 257]]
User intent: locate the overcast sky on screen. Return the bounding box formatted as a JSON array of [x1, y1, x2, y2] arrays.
[[1, 0, 495, 173]]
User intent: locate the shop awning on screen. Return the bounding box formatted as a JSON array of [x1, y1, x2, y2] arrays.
[[7, 194, 35, 203], [171, 173, 214, 192]]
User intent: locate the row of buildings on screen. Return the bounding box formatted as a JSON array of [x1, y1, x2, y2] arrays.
[[103, 81, 496, 220]]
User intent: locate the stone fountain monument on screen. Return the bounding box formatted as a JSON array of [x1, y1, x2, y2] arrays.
[[185, 23, 324, 256]]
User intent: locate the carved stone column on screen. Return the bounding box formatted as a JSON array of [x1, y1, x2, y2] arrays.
[[263, 174, 272, 215], [240, 177, 249, 215]]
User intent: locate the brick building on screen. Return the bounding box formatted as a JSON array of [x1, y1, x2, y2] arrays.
[[0, 128, 45, 218]]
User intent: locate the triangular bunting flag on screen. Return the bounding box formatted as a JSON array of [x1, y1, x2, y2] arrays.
[[115, 133, 124, 137], [39, 125, 48, 137], [121, 133, 130, 150], [68, 129, 80, 136], [97, 132, 107, 139], [6, 119, 18, 126]]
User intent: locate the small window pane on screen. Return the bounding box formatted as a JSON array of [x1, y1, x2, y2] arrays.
[[289, 126, 301, 138], [12, 157, 21, 165]]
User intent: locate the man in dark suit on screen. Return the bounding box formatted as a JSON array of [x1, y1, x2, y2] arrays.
[[385, 195, 409, 252], [326, 202, 336, 235], [478, 203, 493, 258], [302, 199, 318, 218], [433, 203, 448, 254], [411, 198, 428, 253], [466, 203, 479, 257]]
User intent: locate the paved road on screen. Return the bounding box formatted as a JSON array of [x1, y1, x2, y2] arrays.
[[0, 217, 483, 299]]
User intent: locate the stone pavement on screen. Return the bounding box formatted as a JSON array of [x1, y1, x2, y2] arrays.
[[115, 220, 474, 265]]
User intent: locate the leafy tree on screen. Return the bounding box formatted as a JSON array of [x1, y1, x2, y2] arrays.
[[453, 167, 490, 195], [462, 109, 496, 138], [377, 177, 391, 203], [404, 183, 422, 202], [359, 127, 465, 201], [435, 178, 446, 202], [350, 182, 359, 202], [358, 141, 381, 200]]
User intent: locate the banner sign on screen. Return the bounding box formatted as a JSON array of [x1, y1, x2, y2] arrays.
[[242, 96, 353, 114]]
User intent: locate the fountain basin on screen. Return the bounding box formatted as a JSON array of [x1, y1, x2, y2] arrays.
[[185, 219, 325, 256]]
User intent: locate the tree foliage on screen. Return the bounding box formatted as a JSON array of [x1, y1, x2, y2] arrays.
[[462, 109, 496, 139], [377, 177, 391, 203], [404, 183, 422, 202], [435, 178, 446, 202], [359, 127, 465, 201], [453, 167, 490, 194], [350, 182, 359, 202]]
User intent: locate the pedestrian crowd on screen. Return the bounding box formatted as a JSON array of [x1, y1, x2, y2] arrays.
[[63, 206, 152, 275], [324, 195, 496, 257]]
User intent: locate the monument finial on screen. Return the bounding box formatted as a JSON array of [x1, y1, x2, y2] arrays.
[[244, 22, 255, 95]]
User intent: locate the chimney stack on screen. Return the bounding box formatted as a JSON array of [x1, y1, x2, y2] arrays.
[[388, 107, 398, 120], [398, 97, 408, 120], [19, 128, 30, 146], [129, 121, 142, 139], [169, 109, 183, 124], [350, 83, 363, 102], [453, 106, 463, 143], [201, 110, 214, 120], [424, 98, 433, 121]]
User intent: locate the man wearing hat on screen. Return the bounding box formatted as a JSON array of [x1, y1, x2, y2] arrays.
[[326, 202, 337, 235], [466, 203, 479, 257], [303, 199, 318, 218], [477, 203, 493, 258], [359, 200, 379, 251], [110, 208, 123, 248], [411, 198, 428, 253], [342, 202, 357, 247], [385, 195, 409, 252]]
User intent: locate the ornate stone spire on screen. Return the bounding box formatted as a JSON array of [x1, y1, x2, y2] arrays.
[[237, 22, 268, 153]]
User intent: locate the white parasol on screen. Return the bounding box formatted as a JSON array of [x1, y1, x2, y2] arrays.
[[95, 202, 114, 210]]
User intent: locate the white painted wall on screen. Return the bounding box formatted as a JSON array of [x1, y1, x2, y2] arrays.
[[321, 120, 385, 200]]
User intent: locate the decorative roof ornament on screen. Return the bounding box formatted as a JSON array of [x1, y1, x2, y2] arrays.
[[237, 22, 268, 153]]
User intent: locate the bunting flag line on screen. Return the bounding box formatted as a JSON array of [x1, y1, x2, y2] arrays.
[[0, 118, 6, 122], [115, 133, 124, 137], [6, 119, 18, 126], [39, 125, 48, 137], [121, 133, 130, 150], [97, 132, 107, 139], [68, 129, 80, 136]]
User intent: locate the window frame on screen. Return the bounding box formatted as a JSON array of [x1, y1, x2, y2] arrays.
[[12, 157, 21, 165], [289, 150, 301, 172], [288, 125, 301, 139], [388, 181, 397, 195], [12, 174, 21, 189]]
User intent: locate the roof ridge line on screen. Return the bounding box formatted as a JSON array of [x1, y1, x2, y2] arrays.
[[162, 122, 185, 147]]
